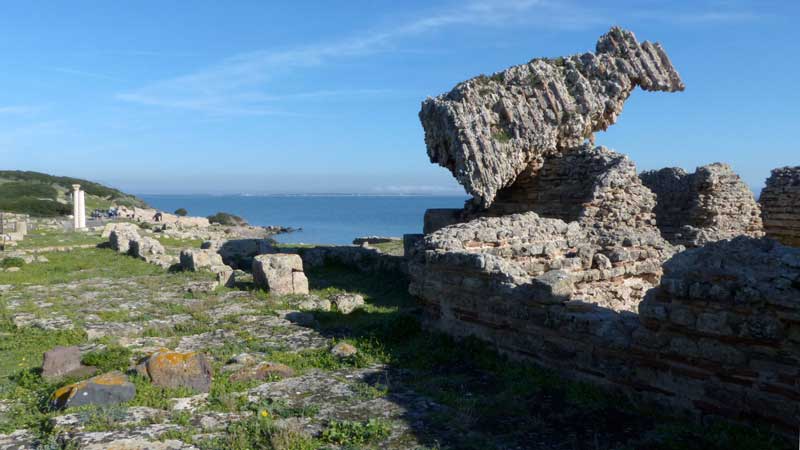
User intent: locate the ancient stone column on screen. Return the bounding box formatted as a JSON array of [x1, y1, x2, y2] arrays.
[[71, 184, 81, 230], [78, 190, 86, 229]]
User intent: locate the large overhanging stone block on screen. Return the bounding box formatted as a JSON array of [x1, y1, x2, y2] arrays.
[[419, 27, 684, 209]]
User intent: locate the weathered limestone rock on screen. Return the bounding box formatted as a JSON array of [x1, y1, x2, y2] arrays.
[[330, 293, 365, 314], [130, 236, 166, 259], [641, 163, 763, 247], [179, 249, 224, 272], [135, 350, 213, 393], [760, 166, 800, 247], [42, 346, 97, 380], [102, 222, 140, 239], [252, 254, 309, 295], [50, 371, 136, 410], [420, 27, 683, 209], [110, 227, 142, 254]]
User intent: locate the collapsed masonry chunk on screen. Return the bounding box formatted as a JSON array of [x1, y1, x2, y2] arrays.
[[640, 163, 763, 247], [760, 166, 800, 247], [419, 27, 684, 208], [488, 144, 658, 231], [252, 253, 309, 295], [409, 211, 675, 313]]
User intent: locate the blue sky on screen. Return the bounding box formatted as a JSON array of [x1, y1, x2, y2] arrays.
[[0, 0, 797, 195]]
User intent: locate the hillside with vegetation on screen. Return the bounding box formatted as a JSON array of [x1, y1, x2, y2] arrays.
[[0, 171, 146, 217]]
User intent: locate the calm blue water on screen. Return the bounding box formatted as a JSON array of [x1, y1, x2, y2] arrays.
[[139, 195, 466, 245]]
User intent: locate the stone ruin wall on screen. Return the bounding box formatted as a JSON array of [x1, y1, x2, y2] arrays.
[[410, 27, 800, 434], [641, 164, 763, 247], [409, 229, 800, 432], [760, 166, 800, 247]]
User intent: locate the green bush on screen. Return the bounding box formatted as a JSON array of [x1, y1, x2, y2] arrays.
[[0, 257, 25, 269], [207, 212, 247, 226], [174, 208, 188, 216], [81, 345, 132, 372]]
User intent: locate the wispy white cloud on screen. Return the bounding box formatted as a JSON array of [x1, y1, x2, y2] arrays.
[[117, 0, 603, 115]]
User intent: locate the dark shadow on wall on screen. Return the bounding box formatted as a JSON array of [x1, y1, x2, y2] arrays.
[[295, 261, 791, 450]]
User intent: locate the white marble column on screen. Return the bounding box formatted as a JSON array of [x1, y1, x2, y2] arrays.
[[72, 184, 81, 230], [78, 190, 86, 229]]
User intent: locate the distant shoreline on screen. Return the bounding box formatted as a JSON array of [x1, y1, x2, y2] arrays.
[[136, 193, 468, 198]]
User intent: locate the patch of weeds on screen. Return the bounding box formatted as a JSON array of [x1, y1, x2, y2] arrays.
[[0, 257, 25, 269], [491, 129, 511, 143], [198, 415, 320, 450], [206, 373, 258, 412], [350, 380, 388, 400], [81, 345, 132, 373], [128, 374, 197, 410], [246, 398, 319, 419], [94, 309, 131, 323], [321, 418, 392, 446], [489, 73, 504, 82]]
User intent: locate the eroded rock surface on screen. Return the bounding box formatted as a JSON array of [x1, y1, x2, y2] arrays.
[[420, 27, 684, 208]]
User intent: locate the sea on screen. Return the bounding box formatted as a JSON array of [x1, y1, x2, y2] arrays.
[[139, 194, 467, 245]]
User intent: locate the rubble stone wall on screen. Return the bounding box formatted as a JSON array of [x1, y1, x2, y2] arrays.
[[409, 233, 800, 432], [487, 145, 658, 232], [760, 166, 800, 247], [641, 163, 763, 247]]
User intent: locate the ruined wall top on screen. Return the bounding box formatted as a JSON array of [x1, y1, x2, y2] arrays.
[[419, 27, 684, 208], [760, 166, 800, 247]]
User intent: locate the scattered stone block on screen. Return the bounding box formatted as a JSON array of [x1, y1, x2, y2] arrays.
[[50, 371, 136, 410], [180, 249, 224, 272], [135, 350, 213, 393], [130, 236, 166, 259], [330, 293, 365, 314], [297, 295, 331, 311], [110, 227, 142, 254], [42, 346, 96, 381], [252, 254, 308, 295]]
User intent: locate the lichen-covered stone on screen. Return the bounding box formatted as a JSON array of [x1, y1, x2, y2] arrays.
[[50, 371, 136, 410], [110, 227, 141, 254], [135, 350, 213, 393], [760, 166, 800, 247], [641, 163, 763, 247], [420, 27, 683, 209]]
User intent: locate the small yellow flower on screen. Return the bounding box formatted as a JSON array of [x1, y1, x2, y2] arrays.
[[260, 410, 269, 417]]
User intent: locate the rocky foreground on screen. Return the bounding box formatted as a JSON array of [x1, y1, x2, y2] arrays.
[[0, 227, 788, 450]]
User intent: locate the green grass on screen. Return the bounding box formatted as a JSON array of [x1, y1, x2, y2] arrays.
[[81, 345, 132, 373], [15, 229, 105, 250], [321, 418, 392, 446], [0, 257, 24, 269], [0, 247, 163, 285], [156, 235, 204, 249], [371, 239, 404, 255]]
